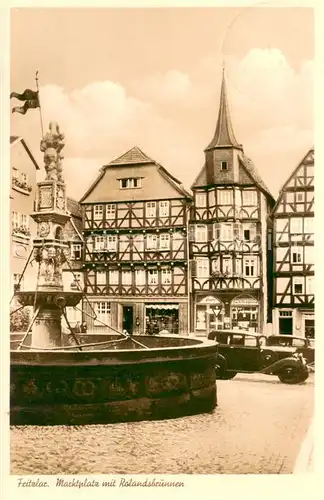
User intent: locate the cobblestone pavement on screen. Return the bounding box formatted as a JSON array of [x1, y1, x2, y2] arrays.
[[10, 373, 314, 475]]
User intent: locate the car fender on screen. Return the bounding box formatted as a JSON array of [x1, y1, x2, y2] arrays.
[[215, 353, 227, 376], [261, 356, 308, 375]]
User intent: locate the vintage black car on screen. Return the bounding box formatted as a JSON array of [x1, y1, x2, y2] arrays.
[[264, 335, 315, 365], [208, 330, 309, 384]]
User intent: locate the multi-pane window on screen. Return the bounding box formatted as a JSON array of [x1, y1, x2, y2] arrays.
[[160, 234, 170, 250], [242, 223, 256, 242], [21, 214, 28, 228], [243, 257, 257, 277], [161, 268, 172, 285], [218, 189, 233, 205], [106, 204, 116, 220], [196, 258, 209, 278], [106, 235, 117, 252], [304, 217, 314, 234], [95, 302, 111, 324], [306, 276, 313, 295], [291, 247, 303, 264], [146, 202, 156, 218], [12, 211, 19, 228], [148, 269, 158, 285], [119, 235, 128, 253], [135, 269, 145, 286], [159, 201, 170, 217], [242, 190, 257, 206], [293, 277, 304, 295], [21, 172, 28, 183], [196, 193, 207, 208], [290, 217, 303, 233], [96, 271, 106, 285], [94, 236, 106, 251], [94, 205, 103, 220], [120, 178, 142, 189], [109, 270, 119, 285], [220, 223, 233, 241], [195, 224, 207, 242], [122, 270, 132, 285], [71, 243, 82, 260], [147, 234, 157, 250], [222, 257, 232, 275]]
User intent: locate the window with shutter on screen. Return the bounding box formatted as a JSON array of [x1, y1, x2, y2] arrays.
[[96, 271, 106, 285], [109, 270, 119, 285], [196, 258, 209, 278], [213, 223, 221, 241], [135, 269, 146, 286], [195, 225, 207, 242]]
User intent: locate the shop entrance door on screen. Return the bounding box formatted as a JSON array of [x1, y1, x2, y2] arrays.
[[279, 317, 293, 335], [123, 306, 133, 334]]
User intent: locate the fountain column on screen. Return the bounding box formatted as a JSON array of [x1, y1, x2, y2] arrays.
[[16, 122, 83, 348]]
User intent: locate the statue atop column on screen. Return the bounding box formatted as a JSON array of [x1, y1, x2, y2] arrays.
[[40, 121, 65, 182]]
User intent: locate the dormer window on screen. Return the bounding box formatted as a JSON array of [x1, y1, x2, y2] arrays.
[[119, 178, 142, 189], [221, 161, 228, 171]]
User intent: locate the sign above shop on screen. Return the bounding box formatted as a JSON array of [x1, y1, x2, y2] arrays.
[[232, 296, 259, 306], [199, 296, 222, 305]]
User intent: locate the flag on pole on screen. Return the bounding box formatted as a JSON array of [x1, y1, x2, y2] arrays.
[[10, 89, 40, 115]]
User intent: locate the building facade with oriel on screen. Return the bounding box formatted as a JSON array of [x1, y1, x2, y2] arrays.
[[79, 146, 192, 335], [189, 72, 275, 336], [271, 148, 314, 338], [10, 136, 40, 295]]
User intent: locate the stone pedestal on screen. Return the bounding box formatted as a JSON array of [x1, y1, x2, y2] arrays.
[[33, 307, 62, 348]]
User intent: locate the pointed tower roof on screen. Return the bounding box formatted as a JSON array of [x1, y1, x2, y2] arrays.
[[205, 69, 242, 151]]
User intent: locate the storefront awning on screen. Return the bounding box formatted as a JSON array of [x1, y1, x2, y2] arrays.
[[145, 304, 179, 310]]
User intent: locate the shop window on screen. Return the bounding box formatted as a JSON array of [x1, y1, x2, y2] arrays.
[[196, 306, 207, 330]]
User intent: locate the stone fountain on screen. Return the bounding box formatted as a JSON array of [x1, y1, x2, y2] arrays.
[[10, 122, 218, 426]]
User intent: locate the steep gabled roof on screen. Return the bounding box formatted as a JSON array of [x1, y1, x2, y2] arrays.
[[79, 146, 191, 203], [10, 136, 40, 170], [272, 147, 314, 216], [67, 197, 82, 219], [205, 70, 243, 151], [106, 146, 155, 166], [239, 154, 274, 202]]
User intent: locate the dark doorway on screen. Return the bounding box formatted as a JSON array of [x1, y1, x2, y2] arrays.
[[279, 317, 293, 335], [123, 306, 133, 334]]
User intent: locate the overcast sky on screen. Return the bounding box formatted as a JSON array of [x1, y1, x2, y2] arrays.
[[10, 7, 314, 200]]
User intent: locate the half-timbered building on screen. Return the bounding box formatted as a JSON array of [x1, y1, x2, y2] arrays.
[[79, 147, 192, 335], [189, 71, 275, 335], [272, 148, 314, 338]]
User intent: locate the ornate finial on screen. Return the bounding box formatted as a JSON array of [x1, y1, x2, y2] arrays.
[[40, 121, 65, 182]]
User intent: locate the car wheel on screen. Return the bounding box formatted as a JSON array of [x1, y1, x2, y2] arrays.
[[277, 367, 309, 384], [220, 371, 237, 380], [261, 349, 279, 365]]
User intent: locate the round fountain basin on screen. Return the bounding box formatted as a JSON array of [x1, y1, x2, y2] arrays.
[[10, 335, 218, 426]]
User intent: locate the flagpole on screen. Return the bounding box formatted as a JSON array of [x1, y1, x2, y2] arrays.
[[35, 71, 44, 138]]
